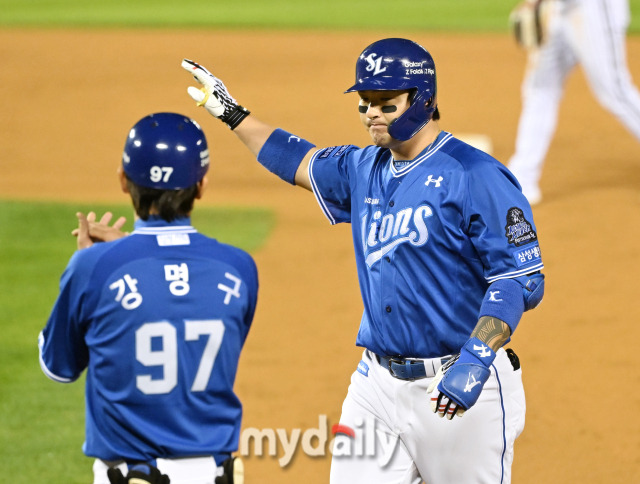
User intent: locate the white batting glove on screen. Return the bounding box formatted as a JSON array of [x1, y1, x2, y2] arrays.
[[181, 59, 250, 129]]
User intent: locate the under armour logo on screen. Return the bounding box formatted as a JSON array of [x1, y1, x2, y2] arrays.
[[364, 53, 387, 76], [473, 344, 492, 358], [489, 291, 502, 302], [464, 373, 482, 393], [288, 135, 301, 143], [425, 175, 443, 187]]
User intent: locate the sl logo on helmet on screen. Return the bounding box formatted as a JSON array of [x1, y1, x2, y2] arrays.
[[364, 53, 388, 76]]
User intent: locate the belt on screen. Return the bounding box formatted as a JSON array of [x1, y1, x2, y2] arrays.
[[372, 351, 447, 381], [102, 453, 229, 469]]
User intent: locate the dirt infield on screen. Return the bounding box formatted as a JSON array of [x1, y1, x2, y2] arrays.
[[3, 29, 639, 482]]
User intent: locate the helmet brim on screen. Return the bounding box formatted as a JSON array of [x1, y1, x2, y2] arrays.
[[344, 76, 418, 94]]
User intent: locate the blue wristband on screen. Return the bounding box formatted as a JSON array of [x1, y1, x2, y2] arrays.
[[479, 278, 525, 334], [257, 128, 316, 185]]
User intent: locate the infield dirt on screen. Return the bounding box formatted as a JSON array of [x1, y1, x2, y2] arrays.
[[2, 29, 639, 482]]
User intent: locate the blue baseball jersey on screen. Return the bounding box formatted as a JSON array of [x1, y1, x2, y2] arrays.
[[38, 216, 259, 462], [308, 131, 543, 358]]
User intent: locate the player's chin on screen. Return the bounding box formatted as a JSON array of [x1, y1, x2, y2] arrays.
[[368, 127, 391, 146]]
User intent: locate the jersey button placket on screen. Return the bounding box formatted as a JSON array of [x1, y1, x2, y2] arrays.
[[380, 248, 394, 318]]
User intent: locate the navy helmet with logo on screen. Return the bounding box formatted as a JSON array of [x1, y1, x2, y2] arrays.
[[122, 112, 210, 190], [345, 38, 437, 141]]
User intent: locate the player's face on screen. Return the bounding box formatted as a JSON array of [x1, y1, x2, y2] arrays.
[[358, 90, 412, 147]]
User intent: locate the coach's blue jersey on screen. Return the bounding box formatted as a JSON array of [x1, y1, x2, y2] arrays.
[[308, 132, 543, 358], [39, 216, 259, 462]]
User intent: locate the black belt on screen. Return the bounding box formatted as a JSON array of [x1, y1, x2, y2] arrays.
[[372, 351, 447, 381]]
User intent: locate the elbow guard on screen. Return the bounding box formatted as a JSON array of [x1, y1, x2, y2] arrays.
[[479, 272, 545, 334], [519, 271, 545, 311]]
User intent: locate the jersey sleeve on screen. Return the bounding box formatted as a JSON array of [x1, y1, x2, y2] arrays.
[[308, 145, 360, 224], [38, 250, 93, 382], [464, 156, 544, 282]]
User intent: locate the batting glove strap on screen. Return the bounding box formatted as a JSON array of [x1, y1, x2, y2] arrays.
[[221, 105, 251, 130]]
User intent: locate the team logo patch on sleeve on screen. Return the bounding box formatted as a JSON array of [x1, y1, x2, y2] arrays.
[[505, 207, 538, 246]]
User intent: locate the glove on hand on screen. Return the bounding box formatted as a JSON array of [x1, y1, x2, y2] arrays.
[[427, 337, 496, 420], [215, 456, 244, 484], [181, 59, 250, 130], [107, 464, 170, 484], [509, 0, 552, 50]]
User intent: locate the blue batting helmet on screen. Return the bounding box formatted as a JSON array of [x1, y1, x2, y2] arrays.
[[345, 38, 437, 141], [122, 112, 210, 190]]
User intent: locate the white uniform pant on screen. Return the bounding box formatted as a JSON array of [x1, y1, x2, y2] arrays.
[[508, 0, 640, 188], [330, 349, 525, 484], [93, 456, 221, 484]]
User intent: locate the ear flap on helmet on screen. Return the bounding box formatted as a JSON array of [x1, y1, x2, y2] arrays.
[[388, 90, 437, 141]]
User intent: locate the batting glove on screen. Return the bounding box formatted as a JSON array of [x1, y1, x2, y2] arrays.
[[427, 337, 496, 420], [181, 59, 250, 130], [107, 463, 170, 484]]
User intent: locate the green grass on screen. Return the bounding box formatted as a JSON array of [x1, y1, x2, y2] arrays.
[[3, 1, 640, 32], [0, 199, 274, 483], [3, 0, 640, 33], [4, 0, 639, 32]]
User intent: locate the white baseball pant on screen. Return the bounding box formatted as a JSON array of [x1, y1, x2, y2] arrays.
[[329, 349, 526, 484]]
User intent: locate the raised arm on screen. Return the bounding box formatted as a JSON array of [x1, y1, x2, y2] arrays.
[[181, 59, 315, 190]]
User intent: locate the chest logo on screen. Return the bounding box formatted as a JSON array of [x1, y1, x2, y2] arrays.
[[361, 204, 433, 266], [425, 175, 443, 187]]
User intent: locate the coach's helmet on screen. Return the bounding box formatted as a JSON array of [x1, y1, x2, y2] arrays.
[[122, 112, 210, 189], [345, 38, 437, 141]]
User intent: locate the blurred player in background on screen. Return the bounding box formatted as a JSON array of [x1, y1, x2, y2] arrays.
[[508, 0, 640, 204], [38, 112, 256, 484], [181, 37, 544, 484]]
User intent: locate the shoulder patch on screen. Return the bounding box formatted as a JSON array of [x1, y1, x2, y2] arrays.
[[505, 207, 538, 246]]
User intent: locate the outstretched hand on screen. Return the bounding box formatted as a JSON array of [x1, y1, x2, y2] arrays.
[[73, 211, 127, 250], [181, 58, 250, 129]]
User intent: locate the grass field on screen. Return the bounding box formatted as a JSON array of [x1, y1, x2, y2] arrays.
[[2, 0, 640, 32]]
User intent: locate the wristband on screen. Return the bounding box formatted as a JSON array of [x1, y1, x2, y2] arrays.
[[257, 128, 316, 185], [223, 105, 251, 130], [479, 277, 525, 334]]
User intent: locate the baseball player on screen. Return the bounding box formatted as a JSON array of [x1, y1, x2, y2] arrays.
[[38, 113, 256, 484], [508, 0, 640, 204], [181, 37, 544, 483]]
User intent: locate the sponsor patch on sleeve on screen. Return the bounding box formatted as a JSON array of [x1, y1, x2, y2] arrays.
[[318, 145, 352, 159], [512, 243, 542, 267], [504, 207, 538, 247], [357, 360, 369, 377], [318, 146, 338, 159]]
